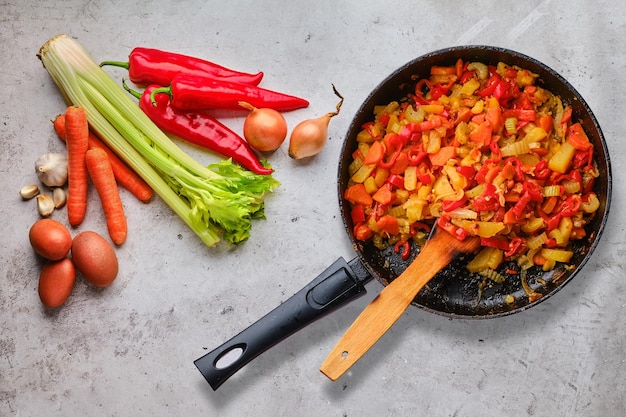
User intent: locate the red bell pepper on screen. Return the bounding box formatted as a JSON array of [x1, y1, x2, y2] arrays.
[[437, 216, 468, 240], [124, 82, 273, 175], [567, 123, 593, 151], [150, 74, 309, 112], [442, 196, 467, 212], [457, 165, 476, 179], [474, 183, 500, 212], [351, 204, 366, 224], [101, 47, 263, 86], [481, 236, 510, 251]]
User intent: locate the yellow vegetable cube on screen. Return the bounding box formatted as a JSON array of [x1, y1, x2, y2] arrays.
[[548, 141, 576, 173]]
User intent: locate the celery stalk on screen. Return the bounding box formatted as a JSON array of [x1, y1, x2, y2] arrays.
[[38, 34, 279, 246]]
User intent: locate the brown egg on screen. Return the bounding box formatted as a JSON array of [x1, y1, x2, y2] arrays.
[[29, 218, 72, 261], [38, 258, 76, 308], [71, 231, 118, 287]]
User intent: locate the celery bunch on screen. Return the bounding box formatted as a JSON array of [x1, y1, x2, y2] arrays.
[[38, 34, 279, 247]]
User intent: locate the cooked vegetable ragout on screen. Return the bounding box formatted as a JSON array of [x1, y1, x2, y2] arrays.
[[345, 59, 600, 294]]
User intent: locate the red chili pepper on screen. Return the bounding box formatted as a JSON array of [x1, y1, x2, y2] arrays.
[[150, 74, 309, 112], [533, 160, 551, 180], [100, 47, 264, 86], [442, 196, 467, 212], [481, 236, 510, 251], [523, 181, 544, 203], [437, 216, 468, 240], [124, 82, 272, 175], [511, 191, 533, 218], [560, 194, 582, 217], [394, 240, 411, 261], [410, 221, 431, 235], [473, 183, 500, 212], [505, 237, 526, 257], [456, 165, 476, 179], [407, 146, 428, 166], [378, 144, 403, 169], [477, 73, 501, 97]]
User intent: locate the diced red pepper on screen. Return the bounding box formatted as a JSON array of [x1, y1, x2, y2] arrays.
[[567, 122, 593, 151], [351, 204, 366, 224], [378, 113, 390, 127], [473, 183, 500, 212], [436, 216, 468, 240], [457, 165, 476, 179], [481, 236, 510, 251], [386, 174, 405, 190], [560, 107, 572, 125], [442, 196, 468, 212], [477, 74, 501, 97]]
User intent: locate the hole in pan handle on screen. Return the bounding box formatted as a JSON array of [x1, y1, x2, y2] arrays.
[[194, 257, 372, 390]]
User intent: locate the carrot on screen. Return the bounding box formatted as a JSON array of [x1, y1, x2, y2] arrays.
[[428, 146, 456, 166], [64, 106, 89, 226], [53, 114, 153, 203], [85, 147, 128, 245], [344, 183, 373, 206]]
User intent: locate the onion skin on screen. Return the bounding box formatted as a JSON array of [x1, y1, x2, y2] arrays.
[[288, 85, 343, 159], [240, 101, 288, 152], [288, 115, 331, 159]]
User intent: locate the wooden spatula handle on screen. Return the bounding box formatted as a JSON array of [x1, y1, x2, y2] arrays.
[[320, 227, 479, 381]]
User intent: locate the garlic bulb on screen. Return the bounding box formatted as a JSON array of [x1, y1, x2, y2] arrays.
[[35, 153, 68, 187]]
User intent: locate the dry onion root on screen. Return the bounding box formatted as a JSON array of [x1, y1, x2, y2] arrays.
[[288, 84, 343, 159]]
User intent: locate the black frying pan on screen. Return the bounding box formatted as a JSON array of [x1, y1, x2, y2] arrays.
[[195, 46, 612, 390]]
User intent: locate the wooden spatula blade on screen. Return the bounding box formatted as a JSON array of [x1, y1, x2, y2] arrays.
[[320, 227, 479, 381]]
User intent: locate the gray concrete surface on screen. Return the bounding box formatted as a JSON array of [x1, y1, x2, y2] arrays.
[[1, 1, 625, 416]]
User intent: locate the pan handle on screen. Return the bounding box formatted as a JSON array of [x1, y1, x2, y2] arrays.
[[194, 257, 371, 390]]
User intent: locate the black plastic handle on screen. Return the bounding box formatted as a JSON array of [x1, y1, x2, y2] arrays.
[[194, 257, 371, 390]]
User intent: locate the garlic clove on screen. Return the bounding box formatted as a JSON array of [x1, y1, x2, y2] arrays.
[[37, 194, 55, 217], [35, 152, 68, 187], [20, 184, 41, 200], [52, 187, 67, 209]]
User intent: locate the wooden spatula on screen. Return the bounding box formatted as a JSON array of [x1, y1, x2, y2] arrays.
[[320, 226, 480, 381]]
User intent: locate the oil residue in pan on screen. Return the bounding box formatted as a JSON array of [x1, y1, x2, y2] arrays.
[[357, 233, 595, 318]]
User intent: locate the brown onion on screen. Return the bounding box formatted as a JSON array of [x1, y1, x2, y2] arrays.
[[288, 85, 343, 160], [239, 101, 288, 152]]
